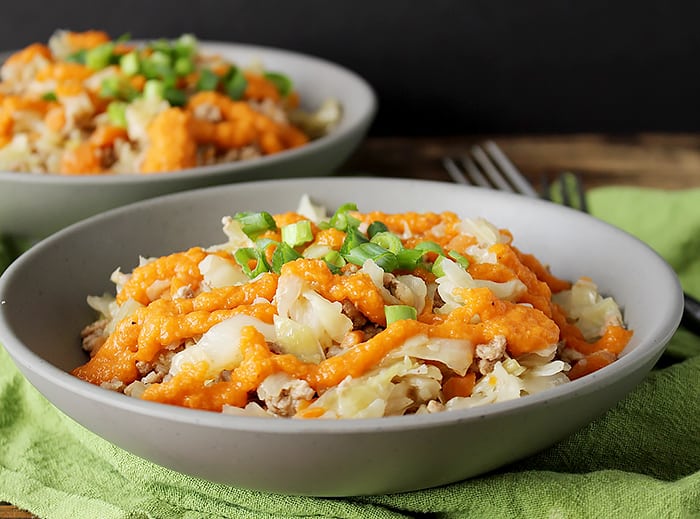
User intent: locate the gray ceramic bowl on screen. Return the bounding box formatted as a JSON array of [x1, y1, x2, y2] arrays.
[[0, 178, 683, 496], [0, 42, 376, 240]]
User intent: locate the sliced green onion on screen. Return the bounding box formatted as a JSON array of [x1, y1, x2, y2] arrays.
[[106, 101, 128, 127], [65, 49, 87, 64], [281, 220, 313, 247], [329, 203, 360, 231], [85, 42, 115, 70], [385, 305, 417, 326], [148, 39, 173, 55], [143, 79, 165, 100], [339, 228, 369, 255], [119, 51, 140, 76], [99, 77, 121, 98], [448, 250, 470, 269], [163, 86, 187, 106], [255, 237, 278, 252], [41, 91, 57, 102], [414, 241, 444, 255], [271, 242, 302, 273], [141, 50, 175, 81], [174, 33, 197, 57], [233, 211, 277, 239], [150, 49, 172, 67], [370, 231, 403, 254], [367, 221, 389, 238], [115, 32, 132, 43], [174, 55, 194, 76], [264, 71, 293, 96], [234, 247, 270, 278], [396, 248, 425, 270], [224, 67, 248, 100], [99, 77, 137, 101], [323, 250, 346, 270], [196, 68, 219, 91], [344, 242, 398, 272], [432, 255, 449, 277]]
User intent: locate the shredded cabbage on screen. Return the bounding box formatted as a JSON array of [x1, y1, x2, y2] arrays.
[[306, 357, 436, 419], [435, 256, 527, 313], [553, 278, 625, 340], [275, 273, 352, 350], [198, 254, 248, 289], [169, 315, 275, 378]]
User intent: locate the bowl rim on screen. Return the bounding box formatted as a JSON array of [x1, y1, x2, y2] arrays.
[[0, 40, 377, 184], [0, 177, 684, 434]]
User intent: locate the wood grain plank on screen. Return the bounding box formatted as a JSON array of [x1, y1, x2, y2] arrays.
[[0, 503, 35, 518]]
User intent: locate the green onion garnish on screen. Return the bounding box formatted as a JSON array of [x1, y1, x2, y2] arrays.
[[329, 203, 360, 231], [414, 241, 444, 255], [163, 86, 187, 106], [396, 248, 425, 270], [370, 231, 403, 255], [85, 42, 115, 70], [264, 71, 293, 97], [448, 250, 470, 269], [106, 101, 128, 127], [174, 33, 197, 57], [143, 79, 165, 100], [271, 242, 301, 274], [148, 38, 173, 55], [99, 77, 138, 101], [224, 67, 248, 100], [41, 92, 57, 102], [233, 211, 277, 239], [115, 32, 132, 43], [197, 68, 219, 91], [367, 221, 389, 238], [385, 304, 418, 326], [119, 52, 140, 76], [281, 220, 313, 247], [323, 250, 346, 270], [234, 247, 270, 278], [344, 242, 398, 272], [255, 237, 278, 252], [432, 255, 449, 277], [339, 228, 369, 255], [65, 49, 87, 64], [174, 56, 194, 76]]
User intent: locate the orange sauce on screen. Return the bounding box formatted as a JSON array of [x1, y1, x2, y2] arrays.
[[73, 210, 633, 414]]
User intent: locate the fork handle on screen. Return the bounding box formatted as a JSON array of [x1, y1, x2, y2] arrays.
[[683, 292, 700, 335]]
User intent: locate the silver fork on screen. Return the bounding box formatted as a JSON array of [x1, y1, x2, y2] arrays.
[[443, 140, 700, 335], [443, 140, 588, 211]]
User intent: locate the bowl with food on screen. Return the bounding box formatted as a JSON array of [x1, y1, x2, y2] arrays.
[[0, 30, 375, 239], [0, 177, 682, 496]]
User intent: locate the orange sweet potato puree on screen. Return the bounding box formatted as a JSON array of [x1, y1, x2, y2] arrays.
[[72, 209, 633, 416]]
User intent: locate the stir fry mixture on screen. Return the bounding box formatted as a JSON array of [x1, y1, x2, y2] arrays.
[[73, 198, 633, 419], [0, 31, 340, 174]]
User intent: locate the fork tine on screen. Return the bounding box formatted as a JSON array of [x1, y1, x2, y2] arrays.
[[441, 157, 469, 185], [471, 145, 515, 193], [558, 175, 571, 208], [483, 141, 540, 198], [573, 173, 589, 213], [461, 156, 492, 188]]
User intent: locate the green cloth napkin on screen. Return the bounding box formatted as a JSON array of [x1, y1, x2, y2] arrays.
[[2, 186, 700, 519]]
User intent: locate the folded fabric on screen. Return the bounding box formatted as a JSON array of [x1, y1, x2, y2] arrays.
[[1, 186, 699, 519]]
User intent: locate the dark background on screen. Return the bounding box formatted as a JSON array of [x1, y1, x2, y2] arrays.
[[1, 0, 698, 136]]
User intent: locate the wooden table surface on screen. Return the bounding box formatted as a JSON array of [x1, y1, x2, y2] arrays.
[[2, 132, 700, 518]]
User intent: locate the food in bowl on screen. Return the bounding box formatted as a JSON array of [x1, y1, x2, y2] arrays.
[[0, 30, 341, 175], [73, 196, 633, 418]]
